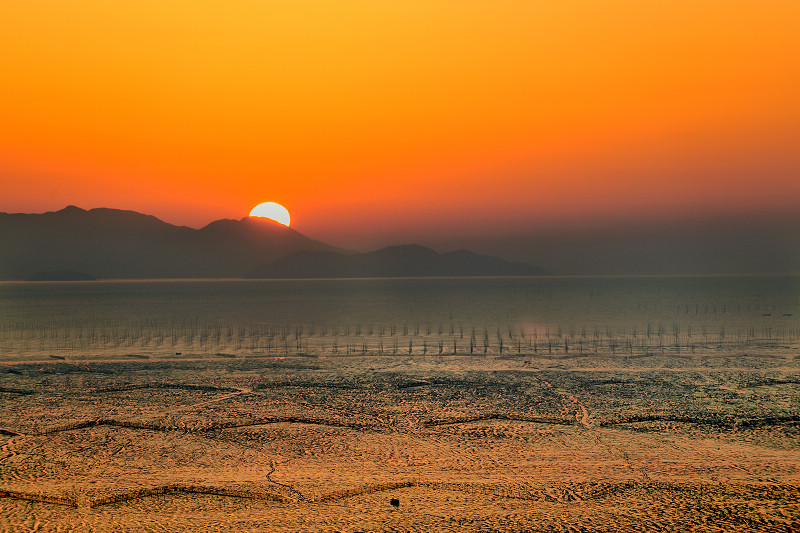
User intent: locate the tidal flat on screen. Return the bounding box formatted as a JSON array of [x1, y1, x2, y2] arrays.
[[2, 276, 799, 361], [1, 354, 798, 532], [1, 276, 798, 530]]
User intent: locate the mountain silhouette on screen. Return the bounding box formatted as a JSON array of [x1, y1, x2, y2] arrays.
[[0, 206, 341, 279], [245, 244, 549, 278], [1, 206, 548, 280]]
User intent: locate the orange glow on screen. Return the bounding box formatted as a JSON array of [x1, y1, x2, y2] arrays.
[[1, 1, 799, 247]]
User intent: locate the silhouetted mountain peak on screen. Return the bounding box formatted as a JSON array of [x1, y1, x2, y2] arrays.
[[37, 206, 181, 236], [241, 216, 295, 234], [198, 217, 306, 249], [59, 205, 87, 214], [199, 218, 242, 233], [0, 206, 342, 279]]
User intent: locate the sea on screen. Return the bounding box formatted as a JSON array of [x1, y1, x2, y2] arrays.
[[1, 275, 798, 360]]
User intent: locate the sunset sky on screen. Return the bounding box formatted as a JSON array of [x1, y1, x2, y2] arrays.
[[2, 1, 799, 249]]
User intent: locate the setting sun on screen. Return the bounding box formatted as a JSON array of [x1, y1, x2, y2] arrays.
[[249, 202, 290, 226]]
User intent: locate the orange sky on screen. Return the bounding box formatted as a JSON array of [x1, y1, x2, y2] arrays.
[[2, 1, 799, 248]]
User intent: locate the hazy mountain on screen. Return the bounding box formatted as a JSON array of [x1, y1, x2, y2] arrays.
[[0, 206, 342, 279], [246, 244, 549, 278], [7, 206, 793, 280], [420, 212, 800, 276]]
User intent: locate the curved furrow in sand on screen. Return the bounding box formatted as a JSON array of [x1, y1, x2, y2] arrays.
[[599, 414, 800, 428], [10, 414, 375, 438], [423, 414, 575, 427], [4, 481, 796, 510]]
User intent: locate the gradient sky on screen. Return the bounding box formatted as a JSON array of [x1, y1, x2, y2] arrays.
[[2, 1, 799, 249]]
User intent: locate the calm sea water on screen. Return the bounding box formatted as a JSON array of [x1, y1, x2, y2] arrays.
[[1, 276, 798, 360]]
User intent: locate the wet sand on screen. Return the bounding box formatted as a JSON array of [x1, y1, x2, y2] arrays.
[[1, 354, 798, 531]]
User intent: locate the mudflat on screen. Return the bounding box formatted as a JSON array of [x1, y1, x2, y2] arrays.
[[1, 354, 798, 532]]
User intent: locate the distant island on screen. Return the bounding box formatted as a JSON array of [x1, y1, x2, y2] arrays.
[[246, 244, 548, 278], [0, 206, 548, 280]]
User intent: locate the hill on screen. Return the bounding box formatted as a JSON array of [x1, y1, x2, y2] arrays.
[[422, 212, 800, 276], [0, 206, 341, 279]]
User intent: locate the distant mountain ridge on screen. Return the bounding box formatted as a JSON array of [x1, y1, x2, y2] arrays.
[[0, 206, 341, 279], [0, 206, 548, 280], [246, 244, 549, 278]]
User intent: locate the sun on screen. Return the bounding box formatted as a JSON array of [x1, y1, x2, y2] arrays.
[[249, 202, 290, 226]]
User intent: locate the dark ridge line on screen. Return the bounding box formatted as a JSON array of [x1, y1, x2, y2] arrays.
[[395, 380, 439, 389], [10, 363, 116, 375], [738, 415, 800, 427], [22, 412, 798, 438], [87, 484, 286, 508], [0, 387, 34, 395], [0, 489, 78, 508], [34, 419, 192, 436], [92, 382, 241, 393], [3, 481, 798, 509], [259, 378, 489, 392], [203, 416, 371, 432], [743, 379, 800, 388], [598, 416, 732, 428], [423, 414, 575, 427], [255, 382, 367, 391], [314, 481, 416, 502], [599, 415, 800, 428], [26, 415, 373, 437]]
